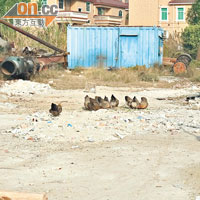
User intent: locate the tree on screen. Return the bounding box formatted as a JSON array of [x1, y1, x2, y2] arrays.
[[37, 0, 43, 10], [187, 0, 200, 25], [182, 25, 200, 58], [0, 0, 30, 17], [181, 0, 200, 58]]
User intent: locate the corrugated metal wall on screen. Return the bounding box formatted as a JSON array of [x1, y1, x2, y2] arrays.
[[67, 26, 164, 69]]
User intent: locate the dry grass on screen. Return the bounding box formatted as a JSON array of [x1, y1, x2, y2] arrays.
[[188, 68, 200, 82], [0, 22, 67, 52], [29, 60, 200, 90], [31, 65, 176, 90], [31, 66, 86, 90], [163, 33, 183, 58], [84, 65, 172, 85]]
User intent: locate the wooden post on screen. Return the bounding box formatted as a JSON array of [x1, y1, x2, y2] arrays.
[[0, 191, 48, 200]]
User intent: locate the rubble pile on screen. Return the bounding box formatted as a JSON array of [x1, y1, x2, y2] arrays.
[[0, 80, 200, 143], [4, 106, 200, 143], [0, 80, 52, 96]]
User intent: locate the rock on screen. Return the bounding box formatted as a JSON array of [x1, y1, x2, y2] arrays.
[[71, 145, 79, 149], [89, 87, 96, 93], [88, 137, 95, 142]]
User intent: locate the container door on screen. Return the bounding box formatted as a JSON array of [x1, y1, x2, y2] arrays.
[[119, 35, 138, 67], [158, 36, 163, 65]]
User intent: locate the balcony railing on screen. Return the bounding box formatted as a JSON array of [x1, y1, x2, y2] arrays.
[[94, 15, 122, 25], [56, 11, 89, 23]]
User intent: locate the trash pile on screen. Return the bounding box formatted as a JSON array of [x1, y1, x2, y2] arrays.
[[0, 80, 52, 96], [5, 112, 54, 142], [3, 105, 200, 143]]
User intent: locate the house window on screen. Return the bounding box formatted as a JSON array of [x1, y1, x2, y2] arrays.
[[86, 2, 90, 12], [78, 8, 82, 12], [161, 7, 168, 21], [177, 7, 184, 21], [59, 0, 64, 9], [119, 10, 122, 17], [98, 8, 104, 15]]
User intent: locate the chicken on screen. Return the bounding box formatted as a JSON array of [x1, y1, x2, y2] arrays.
[[132, 96, 140, 109], [125, 96, 132, 106], [49, 103, 62, 117], [104, 96, 109, 102], [49, 101, 69, 116], [125, 96, 134, 108], [84, 95, 90, 110], [84, 95, 101, 111], [137, 97, 148, 109], [96, 96, 110, 109], [125, 96, 140, 109], [110, 94, 119, 108]]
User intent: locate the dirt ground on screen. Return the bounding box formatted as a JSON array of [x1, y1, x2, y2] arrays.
[[0, 77, 200, 200]]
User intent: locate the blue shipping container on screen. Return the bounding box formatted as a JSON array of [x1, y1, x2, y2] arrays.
[[67, 26, 164, 69]]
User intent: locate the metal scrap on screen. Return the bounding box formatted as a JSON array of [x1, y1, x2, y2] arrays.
[[0, 19, 69, 79]]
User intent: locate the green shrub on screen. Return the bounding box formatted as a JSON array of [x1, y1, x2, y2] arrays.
[[182, 25, 200, 59]]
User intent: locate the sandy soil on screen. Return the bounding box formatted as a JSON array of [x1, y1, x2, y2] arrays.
[[0, 78, 200, 200]]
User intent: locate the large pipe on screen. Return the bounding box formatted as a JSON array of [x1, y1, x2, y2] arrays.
[[0, 19, 65, 54], [0, 56, 35, 78]]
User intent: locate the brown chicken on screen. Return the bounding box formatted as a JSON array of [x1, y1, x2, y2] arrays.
[[96, 96, 110, 109], [125, 96, 139, 109], [137, 97, 148, 109], [110, 94, 119, 108], [132, 96, 140, 109], [49, 103, 62, 117], [125, 96, 147, 109], [104, 96, 109, 102], [49, 101, 68, 116], [84, 95, 101, 111], [84, 95, 90, 110], [125, 96, 133, 107]]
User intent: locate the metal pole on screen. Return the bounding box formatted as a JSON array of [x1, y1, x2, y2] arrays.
[[0, 19, 65, 53]]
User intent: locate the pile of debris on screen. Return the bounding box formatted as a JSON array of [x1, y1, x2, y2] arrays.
[[0, 80, 52, 96]]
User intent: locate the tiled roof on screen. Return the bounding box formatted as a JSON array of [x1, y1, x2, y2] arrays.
[[94, 0, 128, 9], [169, 0, 196, 4], [82, 0, 128, 9]]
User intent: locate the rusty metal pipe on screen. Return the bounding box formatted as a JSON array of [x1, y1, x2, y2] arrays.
[[0, 56, 35, 77], [0, 19, 65, 53]]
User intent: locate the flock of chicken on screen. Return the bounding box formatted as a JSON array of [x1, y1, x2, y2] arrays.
[[84, 95, 119, 111], [49, 95, 148, 116], [84, 95, 148, 111]]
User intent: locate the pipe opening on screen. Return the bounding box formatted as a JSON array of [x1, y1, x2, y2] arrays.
[[1, 61, 16, 75]]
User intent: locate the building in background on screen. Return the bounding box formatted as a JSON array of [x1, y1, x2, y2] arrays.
[[129, 0, 195, 37], [32, 0, 129, 26]]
